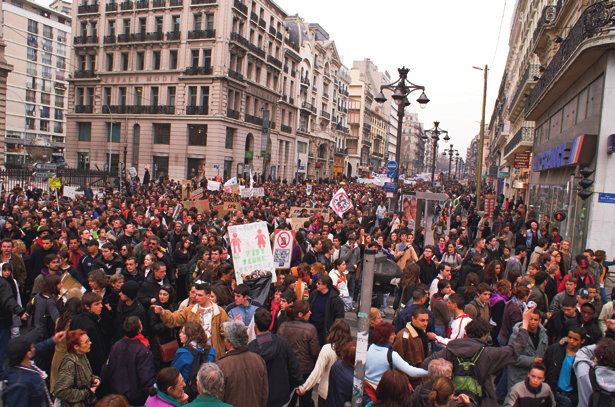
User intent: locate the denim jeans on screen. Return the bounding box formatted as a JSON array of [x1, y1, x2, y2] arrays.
[[495, 335, 509, 399], [555, 392, 573, 407], [600, 287, 608, 304], [0, 328, 11, 379], [433, 325, 446, 352]]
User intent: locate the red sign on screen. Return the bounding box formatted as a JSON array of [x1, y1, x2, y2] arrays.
[[514, 153, 530, 168], [484, 195, 496, 216]]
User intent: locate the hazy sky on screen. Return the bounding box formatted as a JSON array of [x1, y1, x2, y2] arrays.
[[275, 0, 515, 159]]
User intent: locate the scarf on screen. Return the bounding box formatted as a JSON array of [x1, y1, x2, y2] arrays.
[[128, 333, 150, 348], [16, 362, 53, 406]]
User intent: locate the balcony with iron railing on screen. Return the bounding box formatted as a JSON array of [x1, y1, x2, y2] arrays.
[[362, 138, 371, 146], [135, 0, 148, 8], [504, 126, 534, 159], [230, 32, 250, 48], [281, 124, 292, 133], [166, 31, 181, 41], [227, 108, 240, 119], [103, 35, 116, 44], [169, 0, 182, 6], [248, 43, 266, 59], [153, 0, 165, 7], [184, 66, 212, 76], [285, 37, 300, 53], [120, 1, 133, 10], [74, 70, 96, 78], [75, 105, 94, 113], [245, 114, 263, 126], [250, 12, 258, 22], [289, 97, 294, 105], [74, 35, 99, 45], [291, 69, 297, 77], [191, 0, 216, 4], [532, 4, 558, 52], [259, 18, 266, 29], [527, 1, 615, 116], [267, 55, 282, 69], [233, 0, 248, 14], [335, 147, 348, 156], [276, 31, 283, 41], [323, 92, 329, 99], [188, 29, 215, 39], [509, 64, 540, 122], [269, 27, 276, 36], [228, 69, 244, 82], [320, 110, 330, 120], [103, 105, 175, 114], [301, 101, 317, 114], [146, 31, 164, 41], [106, 2, 118, 11], [300, 76, 310, 86], [186, 105, 209, 115], [78, 2, 99, 13]]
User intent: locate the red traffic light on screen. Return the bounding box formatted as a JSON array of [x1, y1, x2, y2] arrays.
[[554, 211, 566, 222]]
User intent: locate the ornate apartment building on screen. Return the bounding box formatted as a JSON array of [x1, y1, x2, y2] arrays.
[[2, 0, 71, 166], [66, 0, 349, 181], [401, 113, 424, 176]]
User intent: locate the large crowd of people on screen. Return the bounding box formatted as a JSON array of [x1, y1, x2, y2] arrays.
[[0, 175, 614, 407]]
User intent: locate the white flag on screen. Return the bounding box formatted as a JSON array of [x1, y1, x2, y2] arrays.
[[306, 184, 312, 196], [224, 177, 238, 186], [249, 169, 254, 198], [329, 187, 353, 216], [207, 180, 220, 191]]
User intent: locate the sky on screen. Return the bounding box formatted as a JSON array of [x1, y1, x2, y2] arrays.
[[275, 0, 515, 160]]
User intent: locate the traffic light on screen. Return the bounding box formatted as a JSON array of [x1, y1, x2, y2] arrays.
[[577, 167, 595, 200], [554, 211, 566, 222]]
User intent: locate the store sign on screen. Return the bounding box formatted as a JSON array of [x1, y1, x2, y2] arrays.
[[498, 166, 510, 178], [488, 165, 498, 178], [245, 151, 253, 159], [532, 142, 570, 172], [514, 153, 530, 168]]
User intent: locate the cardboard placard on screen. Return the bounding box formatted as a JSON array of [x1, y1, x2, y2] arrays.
[[60, 271, 85, 302], [182, 200, 210, 214], [191, 187, 204, 200], [222, 194, 240, 203], [240, 187, 265, 198], [289, 207, 331, 222], [63, 186, 78, 199], [228, 221, 276, 284], [214, 201, 241, 217], [231, 184, 241, 195], [289, 217, 309, 232], [273, 229, 294, 269]]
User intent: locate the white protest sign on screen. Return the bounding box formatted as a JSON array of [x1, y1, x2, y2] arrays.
[[306, 184, 312, 195], [228, 221, 276, 284], [273, 230, 294, 269], [329, 187, 353, 217], [207, 180, 220, 191], [128, 167, 138, 178], [64, 186, 78, 199], [240, 187, 264, 197]]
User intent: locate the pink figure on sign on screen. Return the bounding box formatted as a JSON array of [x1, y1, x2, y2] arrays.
[[230, 232, 242, 253], [255, 229, 267, 249]]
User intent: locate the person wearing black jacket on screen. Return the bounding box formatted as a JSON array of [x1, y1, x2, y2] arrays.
[[0, 276, 26, 379], [542, 325, 585, 407], [28, 235, 58, 289], [138, 236, 175, 284], [563, 302, 602, 346], [114, 281, 148, 343], [138, 262, 171, 310], [249, 308, 302, 407], [120, 257, 145, 284], [69, 292, 110, 376], [545, 296, 578, 345], [417, 245, 438, 287], [77, 240, 101, 286], [307, 274, 345, 347], [302, 238, 322, 266]]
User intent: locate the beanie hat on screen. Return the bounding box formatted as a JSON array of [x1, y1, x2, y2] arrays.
[[121, 280, 139, 300], [6, 337, 33, 366]]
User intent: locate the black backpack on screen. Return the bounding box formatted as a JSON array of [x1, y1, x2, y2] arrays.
[[452, 347, 484, 400], [184, 344, 211, 401], [589, 366, 615, 407]]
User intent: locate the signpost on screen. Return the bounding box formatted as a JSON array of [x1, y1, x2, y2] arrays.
[[383, 182, 396, 193]]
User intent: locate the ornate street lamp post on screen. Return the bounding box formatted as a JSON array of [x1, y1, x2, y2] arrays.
[[423, 121, 449, 188]]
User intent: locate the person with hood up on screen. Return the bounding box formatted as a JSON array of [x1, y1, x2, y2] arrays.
[[573, 328, 615, 407], [423, 307, 533, 407], [248, 308, 302, 407]]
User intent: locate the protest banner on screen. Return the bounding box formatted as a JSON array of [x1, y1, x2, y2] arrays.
[[289, 207, 331, 222], [222, 194, 240, 203], [228, 221, 276, 284], [213, 201, 241, 217], [207, 180, 221, 191], [231, 184, 241, 195], [329, 187, 353, 217], [273, 230, 294, 269], [289, 217, 309, 232], [191, 187, 203, 200], [63, 186, 78, 199], [240, 187, 265, 198], [182, 200, 209, 214]]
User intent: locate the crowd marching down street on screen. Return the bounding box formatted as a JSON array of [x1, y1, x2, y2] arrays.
[[0, 173, 614, 407]]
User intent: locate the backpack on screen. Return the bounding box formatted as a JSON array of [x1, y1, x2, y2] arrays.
[[184, 344, 211, 401], [387, 347, 394, 370], [589, 366, 615, 407], [452, 347, 484, 400]]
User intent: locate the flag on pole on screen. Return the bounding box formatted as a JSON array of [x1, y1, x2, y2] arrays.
[[224, 177, 238, 187]]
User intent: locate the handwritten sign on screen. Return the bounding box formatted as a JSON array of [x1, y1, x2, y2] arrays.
[[240, 187, 265, 198], [49, 177, 61, 189], [191, 187, 204, 200], [182, 200, 210, 214], [329, 187, 353, 216], [289, 207, 331, 222], [228, 221, 276, 284], [63, 186, 77, 199], [273, 230, 294, 269], [289, 217, 309, 232]]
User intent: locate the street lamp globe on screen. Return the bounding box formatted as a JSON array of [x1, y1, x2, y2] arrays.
[[417, 91, 430, 109]]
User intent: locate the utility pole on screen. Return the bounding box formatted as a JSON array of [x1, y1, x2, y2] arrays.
[[475, 64, 488, 210], [351, 248, 377, 407]]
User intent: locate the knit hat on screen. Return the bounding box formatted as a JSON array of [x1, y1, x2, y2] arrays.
[[121, 280, 139, 300], [577, 258, 589, 269]]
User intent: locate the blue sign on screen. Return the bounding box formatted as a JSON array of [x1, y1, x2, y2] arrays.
[[384, 182, 396, 192], [213, 165, 219, 169], [387, 171, 396, 178], [298, 166, 305, 171], [386, 160, 398, 171], [533, 142, 570, 172], [598, 193, 615, 204], [154, 164, 158, 170]]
